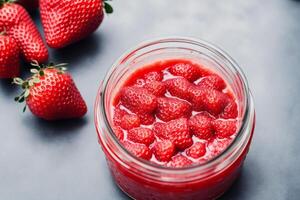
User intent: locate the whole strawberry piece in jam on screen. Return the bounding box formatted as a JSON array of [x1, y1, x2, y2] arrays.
[[168, 154, 193, 168], [121, 86, 157, 114], [113, 106, 127, 126], [153, 118, 193, 150], [156, 97, 191, 122], [197, 75, 226, 91], [189, 86, 228, 115], [168, 62, 201, 82], [188, 113, 214, 139], [165, 78, 192, 100], [152, 140, 176, 162], [207, 137, 233, 159], [137, 112, 155, 125], [120, 114, 140, 130], [0, 31, 20, 78], [13, 62, 87, 120], [0, 2, 48, 63], [113, 126, 124, 141], [123, 141, 152, 160], [186, 142, 206, 159], [39, 0, 113, 48], [220, 99, 238, 119], [144, 81, 166, 96], [127, 127, 155, 146], [17, 0, 39, 11], [212, 119, 238, 139], [144, 71, 163, 82]]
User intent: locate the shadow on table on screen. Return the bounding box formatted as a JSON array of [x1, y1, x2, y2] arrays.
[[220, 158, 263, 200], [0, 79, 16, 96], [51, 33, 103, 72], [22, 116, 88, 142]]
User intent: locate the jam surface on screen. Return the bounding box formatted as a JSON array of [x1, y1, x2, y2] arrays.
[[112, 59, 239, 168]]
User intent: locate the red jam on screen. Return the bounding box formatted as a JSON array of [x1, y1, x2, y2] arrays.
[[112, 59, 240, 168]]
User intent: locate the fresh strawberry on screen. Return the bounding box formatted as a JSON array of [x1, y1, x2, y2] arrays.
[[144, 71, 163, 82], [127, 127, 155, 146], [152, 140, 176, 162], [113, 106, 127, 126], [156, 97, 191, 122], [168, 62, 201, 82], [0, 32, 20, 78], [188, 112, 214, 139], [212, 119, 238, 139], [220, 99, 238, 119], [197, 75, 226, 91], [0, 2, 48, 63], [120, 114, 140, 130], [189, 86, 228, 115], [39, 0, 113, 48], [164, 78, 192, 100], [120, 86, 157, 114], [144, 81, 166, 96], [137, 112, 155, 125], [13, 62, 87, 120], [113, 126, 124, 141], [168, 154, 192, 168], [186, 142, 206, 159], [123, 141, 152, 160], [153, 118, 192, 150], [17, 0, 39, 11]]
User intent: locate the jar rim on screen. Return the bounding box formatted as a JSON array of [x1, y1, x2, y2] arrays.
[[95, 37, 251, 174]]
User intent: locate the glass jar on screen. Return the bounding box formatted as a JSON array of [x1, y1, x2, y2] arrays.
[[94, 37, 255, 200]]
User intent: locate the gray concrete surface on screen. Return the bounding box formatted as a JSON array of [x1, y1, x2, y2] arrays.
[[0, 0, 300, 199]]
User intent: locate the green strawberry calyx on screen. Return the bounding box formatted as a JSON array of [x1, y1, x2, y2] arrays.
[[0, 0, 16, 7], [103, 0, 113, 14], [13, 60, 68, 112]]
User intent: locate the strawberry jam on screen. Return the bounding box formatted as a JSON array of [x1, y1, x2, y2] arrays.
[[95, 38, 255, 200], [112, 59, 240, 167]]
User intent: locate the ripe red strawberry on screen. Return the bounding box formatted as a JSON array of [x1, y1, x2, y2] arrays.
[[186, 142, 206, 159], [153, 118, 192, 150], [13, 62, 87, 120], [152, 140, 176, 162], [168, 62, 201, 82], [137, 112, 155, 125], [212, 119, 238, 139], [113, 126, 124, 141], [120, 86, 157, 114], [144, 81, 166, 96], [127, 127, 155, 146], [168, 154, 192, 168], [123, 141, 152, 160], [0, 32, 20, 78], [144, 71, 163, 82], [197, 75, 226, 91], [189, 86, 228, 115], [156, 97, 191, 122], [164, 78, 192, 100], [220, 99, 238, 119], [39, 0, 113, 48], [17, 0, 39, 11], [120, 114, 140, 130], [188, 113, 214, 139], [0, 2, 48, 63]]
